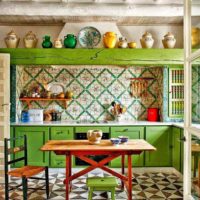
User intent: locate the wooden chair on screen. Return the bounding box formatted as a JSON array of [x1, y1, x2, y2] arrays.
[[4, 135, 49, 200], [86, 177, 118, 200]]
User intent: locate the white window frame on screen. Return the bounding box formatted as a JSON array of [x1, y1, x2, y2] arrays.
[[184, 0, 200, 199]]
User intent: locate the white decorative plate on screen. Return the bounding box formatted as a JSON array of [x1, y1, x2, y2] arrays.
[[78, 26, 101, 48], [47, 82, 65, 94]]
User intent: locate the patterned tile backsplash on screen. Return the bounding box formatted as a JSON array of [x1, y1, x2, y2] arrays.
[[16, 65, 163, 122], [192, 66, 200, 122]]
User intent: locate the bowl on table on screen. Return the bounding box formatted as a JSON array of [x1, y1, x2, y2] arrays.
[[118, 136, 129, 144], [110, 138, 121, 146]]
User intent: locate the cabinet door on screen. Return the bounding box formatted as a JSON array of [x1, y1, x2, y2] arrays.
[[50, 127, 74, 168], [172, 127, 182, 171], [110, 126, 144, 167], [145, 126, 172, 166], [180, 129, 184, 173], [15, 127, 49, 167]]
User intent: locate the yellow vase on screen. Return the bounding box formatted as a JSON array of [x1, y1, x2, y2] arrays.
[[192, 27, 200, 48], [103, 32, 117, 48]]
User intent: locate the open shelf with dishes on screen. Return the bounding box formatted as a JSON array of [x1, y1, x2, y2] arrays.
[[19, 97, 71, 109]]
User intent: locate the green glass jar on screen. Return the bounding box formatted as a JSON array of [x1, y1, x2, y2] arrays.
[[64, 34, 77, 48], [42, 35, 53, 48]]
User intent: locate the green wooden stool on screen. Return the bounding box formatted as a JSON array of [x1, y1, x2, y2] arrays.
[[86, 176, 118, 200]]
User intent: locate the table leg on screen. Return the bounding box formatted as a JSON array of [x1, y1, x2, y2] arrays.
[[69, 154, 72, 191], [194, 153, 198, 178], [127, 154, 132, 200], [198, 159, 200, 187], [121, 155, 125, 190], [65, 154, 70, 200]]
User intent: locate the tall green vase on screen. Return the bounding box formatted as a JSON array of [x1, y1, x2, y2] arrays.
[[42, 35, 53, 48]]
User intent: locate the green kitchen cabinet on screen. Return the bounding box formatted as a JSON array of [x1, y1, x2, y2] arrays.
[[10, 127, 15, 167], [14, 127, 49, 167], [50, 127, 74, 168], [180, 129, 184, 173], [110, 126, 145, 167], [145, 126, 172, 166], [172, 127, 182, 171], [75, 126, 110, 134]]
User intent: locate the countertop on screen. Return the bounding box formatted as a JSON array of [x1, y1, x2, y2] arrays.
[[10, 120, 184, 128]]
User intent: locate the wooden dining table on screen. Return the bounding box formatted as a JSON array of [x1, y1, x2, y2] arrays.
[[41, 139, 156, 200]]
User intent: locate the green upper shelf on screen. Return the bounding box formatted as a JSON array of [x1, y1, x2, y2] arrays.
[[0, 48, 199, 66]]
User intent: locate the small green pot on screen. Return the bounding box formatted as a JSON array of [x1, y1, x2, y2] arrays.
[[64, 34, 77, 48], [42, 35, 53, 48]]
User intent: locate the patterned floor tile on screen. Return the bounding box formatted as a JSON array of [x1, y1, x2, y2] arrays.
[[0, 170, 183, 199]]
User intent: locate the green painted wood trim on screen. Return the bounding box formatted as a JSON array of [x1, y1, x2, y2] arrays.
[[0, 48, 187, 66]]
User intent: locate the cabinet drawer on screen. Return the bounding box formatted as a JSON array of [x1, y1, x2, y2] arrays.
[[75, 127, 109, 133], [111, 126, 144, 135], [51, 127, 74, 140], [110, 126, 144, 167], [51, 153, 66, 168]]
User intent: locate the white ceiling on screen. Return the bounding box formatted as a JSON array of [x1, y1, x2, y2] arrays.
[[0, 0, 199, 25]]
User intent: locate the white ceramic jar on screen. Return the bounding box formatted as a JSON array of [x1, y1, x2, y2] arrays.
[[162, 32, 176, 49], [4, 30, 20, 48], [23, 31, 38, 48], [118, 37, 128, 48], [54, 38, 63, 48], [140, 32, 154, 49], [87, 130, 103, 145]]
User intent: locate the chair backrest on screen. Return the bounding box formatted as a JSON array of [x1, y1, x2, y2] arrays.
[[4, 135, 27, 173]]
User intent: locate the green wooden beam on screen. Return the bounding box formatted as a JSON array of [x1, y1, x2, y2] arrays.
[[0, 48, 187, 66]]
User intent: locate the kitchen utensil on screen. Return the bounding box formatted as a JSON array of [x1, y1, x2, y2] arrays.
[[118, 136, 129, 143], [4, 30, 20, 48], [78, 26, 101, 48], [128, 42, 137, 48], [110, 138, 120, 146], [57, 92, 65, 99], [44, 113, 52, 121], [147, 108, 159, 121], [162, 32, 176, 49], [23, 31, 38, 48], [65, 91, 73, 99], [103, 32, 117, 48], [140, 32, 154, 48], [21, 110, 30, 123], [118, 37, 128, 48], [87, 130, 103, 145], [28, 109, 43, 122], [42, 35, 53, 48], [64, 34, 77, 48], [47, 82, 65, 95], [54, 38, 63, 48]]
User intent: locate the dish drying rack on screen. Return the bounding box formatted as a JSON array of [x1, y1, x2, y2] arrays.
[[129, 77, 155, 98]]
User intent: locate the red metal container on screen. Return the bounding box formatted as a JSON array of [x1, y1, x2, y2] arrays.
[[147, 108, 159, 121]]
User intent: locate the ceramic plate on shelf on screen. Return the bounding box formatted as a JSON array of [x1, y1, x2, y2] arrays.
[[47, 82, 65, 95], [78, 26, 101, 48]]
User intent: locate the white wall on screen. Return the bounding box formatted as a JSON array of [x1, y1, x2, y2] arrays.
[[0, 24, 183, 48]]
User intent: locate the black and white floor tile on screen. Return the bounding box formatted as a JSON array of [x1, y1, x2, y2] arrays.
[[0, 169, 183, 199]]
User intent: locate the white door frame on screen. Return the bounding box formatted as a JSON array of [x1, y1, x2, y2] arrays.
[[0, 54, 10, 183], [184, 0, 200, 199]]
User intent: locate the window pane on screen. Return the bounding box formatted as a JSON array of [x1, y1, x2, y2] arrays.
[[191, 134, 200, 198], [192, 2, 200, 53]]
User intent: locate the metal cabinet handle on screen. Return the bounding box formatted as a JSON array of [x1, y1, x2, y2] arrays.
[[57, 161, 63, 165], [177, 136, 186, 142], [2, 103, 11, 107], [57, 131, 63, 135], [123, 129, 129, 132]]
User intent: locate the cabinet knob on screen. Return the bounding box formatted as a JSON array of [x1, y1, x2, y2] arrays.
[[178, 136, 186, 142], [57, 161, 63, 165], [124, 129, 128, 132], [57, 131, 63, 135]]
